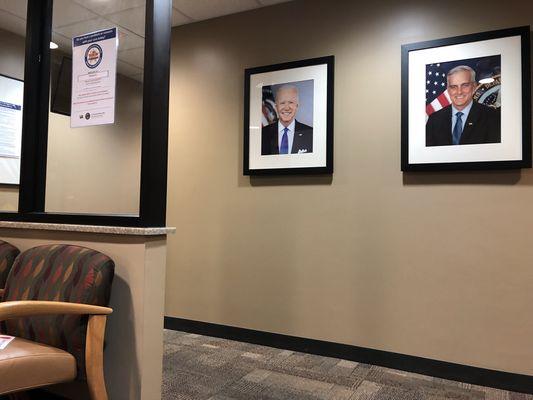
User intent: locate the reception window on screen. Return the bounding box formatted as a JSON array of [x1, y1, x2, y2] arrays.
[[0, 0, 170, 227]]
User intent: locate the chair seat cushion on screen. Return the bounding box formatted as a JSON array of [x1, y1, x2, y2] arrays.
[[3, 244, 115, 378], [0, 337, 76, 394]]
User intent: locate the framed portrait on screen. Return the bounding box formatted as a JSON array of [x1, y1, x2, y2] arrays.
[[243, 56, 334, 175], [401, 26, 531, 171]]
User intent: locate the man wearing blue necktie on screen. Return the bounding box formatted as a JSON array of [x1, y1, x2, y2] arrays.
[[426, 65, 500, 146], [261, 84, 313, 155]]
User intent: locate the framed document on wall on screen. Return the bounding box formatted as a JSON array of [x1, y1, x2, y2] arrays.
[[0, 74, 23, 185], [243, 56, 334, 175], [401, 26, 531, 171]]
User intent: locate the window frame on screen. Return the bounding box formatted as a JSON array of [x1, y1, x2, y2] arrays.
[[0, 0, 171, 227]]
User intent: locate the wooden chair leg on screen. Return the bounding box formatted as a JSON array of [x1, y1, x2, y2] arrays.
[[85, 315, 108, 400]]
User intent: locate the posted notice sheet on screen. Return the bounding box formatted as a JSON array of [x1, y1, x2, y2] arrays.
[[71, 27, 118, 128], [0, 75, 23, 184], [0, 100, 22, 158]]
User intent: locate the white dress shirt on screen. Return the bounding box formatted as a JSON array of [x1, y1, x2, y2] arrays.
[[451, 101, 473, 134]]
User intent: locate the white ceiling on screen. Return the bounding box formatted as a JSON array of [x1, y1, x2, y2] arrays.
[[0, 0, 292, 82]]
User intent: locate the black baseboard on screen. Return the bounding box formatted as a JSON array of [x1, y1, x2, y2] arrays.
[[164, 316, 533, 395]]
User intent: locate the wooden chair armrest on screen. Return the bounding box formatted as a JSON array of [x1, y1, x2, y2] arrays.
[[0, 300, 112, 321], [0, 300, 112, 400]]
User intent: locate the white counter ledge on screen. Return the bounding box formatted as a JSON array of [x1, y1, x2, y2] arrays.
[[0, 221, 176, 235]]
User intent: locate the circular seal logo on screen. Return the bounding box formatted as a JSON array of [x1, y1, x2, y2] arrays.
[[84, 44, 103, 69], [474, 74, 501, 109]]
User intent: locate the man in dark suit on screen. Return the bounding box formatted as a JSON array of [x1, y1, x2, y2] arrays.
[[261, 85, 313, 155], [426, 65, 500, 146]]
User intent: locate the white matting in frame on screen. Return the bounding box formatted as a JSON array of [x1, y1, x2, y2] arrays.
[[409, 35, 521, 164], [246, 58, 332, 174]]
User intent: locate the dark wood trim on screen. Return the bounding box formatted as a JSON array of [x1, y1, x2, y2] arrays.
[[19, 0, 52, 212], [164, 316, 533, 395], [0, 211, 145, 227], [242, 67, 251, 175], [326, 56, 334, 174], [400, 41, 409, 172], [520, 28, 532, 168], [139, 0, 171, 226], [401, 160, 530, 172], [402, 26, 530, 53]]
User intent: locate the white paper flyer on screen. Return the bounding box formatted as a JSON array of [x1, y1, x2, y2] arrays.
[[0, 335, 15, 350], [71, 27, 118, 128]]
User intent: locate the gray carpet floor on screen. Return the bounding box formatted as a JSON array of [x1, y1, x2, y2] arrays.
[[163, 329, 533, 400]]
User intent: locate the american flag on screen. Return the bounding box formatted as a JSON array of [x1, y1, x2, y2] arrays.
[[262, 86, 277, 127], [426, 63, 450, 116]]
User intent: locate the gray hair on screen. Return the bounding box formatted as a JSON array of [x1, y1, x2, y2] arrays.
[[447, 65, 476, 83], [275, 84, 299, 103]]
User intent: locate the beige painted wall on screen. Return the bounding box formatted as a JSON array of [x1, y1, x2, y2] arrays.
[[165, 0, 533, 376]]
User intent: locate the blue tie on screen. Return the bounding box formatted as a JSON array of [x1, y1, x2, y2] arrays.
[[280, 127, 289, 154], [452, 111, 464, 145]]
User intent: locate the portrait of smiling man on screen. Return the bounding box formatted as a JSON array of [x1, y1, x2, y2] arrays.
[[261, 84, 313, 155], [426, 65, 501, 146]]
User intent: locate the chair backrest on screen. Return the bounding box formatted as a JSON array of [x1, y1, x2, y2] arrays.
[[3, 244, 114, 378], [0, 240, 20, 288]]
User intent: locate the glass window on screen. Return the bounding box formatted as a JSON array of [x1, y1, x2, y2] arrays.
[[0, 1, 27, 211], [45, 0, 145, 215]]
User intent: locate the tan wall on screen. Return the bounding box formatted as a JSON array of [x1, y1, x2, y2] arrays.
[[165, 0, 533, 376]]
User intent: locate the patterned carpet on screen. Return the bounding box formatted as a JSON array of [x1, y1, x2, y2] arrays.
[[163, 330, 533, 400]]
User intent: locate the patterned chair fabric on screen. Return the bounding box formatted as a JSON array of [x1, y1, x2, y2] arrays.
[[0, 240, 20, 288], [3, 244, 114, 378]]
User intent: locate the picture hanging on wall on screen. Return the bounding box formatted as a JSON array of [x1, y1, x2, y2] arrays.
[[401, 26, 531, 171], [243, 56, 334, 175]]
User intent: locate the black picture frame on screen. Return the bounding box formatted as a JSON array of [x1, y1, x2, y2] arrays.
[[243, 56, 334, 175], [401, 26, 531, 171]]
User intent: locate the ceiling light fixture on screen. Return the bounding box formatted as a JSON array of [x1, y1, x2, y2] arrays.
[[49, 42, 58, 49]]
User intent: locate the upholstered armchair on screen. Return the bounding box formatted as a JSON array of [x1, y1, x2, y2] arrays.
[[0, 244, 114, 400], [0, 240, 20, 297]]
